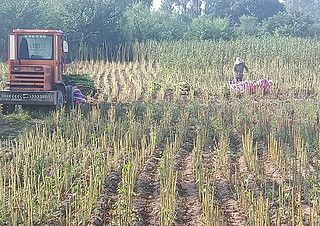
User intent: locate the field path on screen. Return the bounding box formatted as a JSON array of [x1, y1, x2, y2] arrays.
[[215, 177, 247, 226], [132, 143, 164, 225], [201, 151, 246, 226], [88, 170, 121, 226], [175, 146, 203, 225]]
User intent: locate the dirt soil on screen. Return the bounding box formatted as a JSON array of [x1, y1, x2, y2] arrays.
[[175, 147, 203, 226], [90, 170, 121, 226], [202, 151, 247, 226], [132, 145, 164, 225]]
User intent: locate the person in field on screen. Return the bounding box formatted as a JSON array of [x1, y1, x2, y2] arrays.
[[233, 57, 249, 82]]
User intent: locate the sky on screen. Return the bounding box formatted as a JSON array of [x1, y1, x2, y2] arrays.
[[152, 0, 162, 9]]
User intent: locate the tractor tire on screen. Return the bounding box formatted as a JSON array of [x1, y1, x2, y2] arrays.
[[66, 86, 75, 109], [55, 91, 64, 110]]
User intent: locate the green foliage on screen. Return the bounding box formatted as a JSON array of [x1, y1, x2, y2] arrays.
[[204, 0, 284, 23], [261, 11, 313, 37], [121, 3, 189, 42], [309, 23, 320, 38], [0, 0, 50, 39], [186, 16, 234, 40], [0, 0, 318, 62], [0, 63, 8, 89], [284, 0, 320, 22], [55, 0, 126, 46], [122, 3, 160, 42], [7, 109, 31, 123], [0, 110, 32, 139], [237, 15, 260, 37], [63, 74, 96, 96], [233, 0, 285, 22]]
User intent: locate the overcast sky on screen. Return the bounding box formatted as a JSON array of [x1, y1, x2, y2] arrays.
[[152, 0, 161, 9]]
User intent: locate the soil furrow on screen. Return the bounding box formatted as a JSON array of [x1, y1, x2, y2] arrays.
[[88, 170, 121, 226], [175, 147, 203, 226], [216, 178, 247, 226], [132, 144, 164, 225], [201, 127, 247, 226], [202, 151, 247, 226]]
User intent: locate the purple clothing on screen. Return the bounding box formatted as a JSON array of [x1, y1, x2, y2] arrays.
[[74, 86, 85, 105]]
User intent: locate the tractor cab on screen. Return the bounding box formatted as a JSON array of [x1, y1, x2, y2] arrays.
[[0, 29, 74, 113], [8, 29, 67, 91]]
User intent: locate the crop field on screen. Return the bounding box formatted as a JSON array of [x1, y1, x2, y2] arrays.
[[1, 37, 320, 225]]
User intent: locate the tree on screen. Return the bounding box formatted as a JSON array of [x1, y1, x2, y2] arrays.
[[121, 3, 190, 42], [54, 0, 131, 46], [202, 0, 216, 15], [173, 0, 204, 18], [261, 11, 313, 37], [232, 0, 285, 22], [186, 16, 234, 40], [0, 0, 50, 40], [175, 0, 190, 14], [309, 23, 320, 38], [161, 0, 176, 12], [134, 0, 153, 7], [237, 15, 260, 36], [188, 0, 203, 18], [207, 0, 233, 18], [284, 0, 320, 22], [204, 0, 284, 23]]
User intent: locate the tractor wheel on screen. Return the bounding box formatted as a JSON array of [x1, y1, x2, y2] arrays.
[[66, 86, 75, 109], [55, 91, 64, 110], [1, 104, 15, 115]]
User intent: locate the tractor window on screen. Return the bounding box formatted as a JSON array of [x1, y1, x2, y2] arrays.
[[17, 35, 53, 60]]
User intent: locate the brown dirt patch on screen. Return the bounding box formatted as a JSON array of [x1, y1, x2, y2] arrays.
[[164, 88, 174, 102], [263, 156, 282, 180], [175, 148, 203, 226], [203, 151, 247, 226], [88, 170, 121, 226], [132, 146, 163, 225]]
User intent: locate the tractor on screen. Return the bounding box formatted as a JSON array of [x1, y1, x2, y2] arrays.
[[0, 29, 75, 114]]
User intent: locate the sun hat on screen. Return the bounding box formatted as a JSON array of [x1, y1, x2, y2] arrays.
[[235, 57, 243, 64]]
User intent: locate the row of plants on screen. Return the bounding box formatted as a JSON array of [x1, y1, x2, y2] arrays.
[[2, 97, 320, 224]]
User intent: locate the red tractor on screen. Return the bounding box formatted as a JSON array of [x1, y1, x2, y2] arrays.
[[0, 29, 75, 113]]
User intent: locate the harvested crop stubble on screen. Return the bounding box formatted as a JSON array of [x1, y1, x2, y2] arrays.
[[2, 37, 320, 225]]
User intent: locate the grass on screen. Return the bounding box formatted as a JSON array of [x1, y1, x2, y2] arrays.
[[0, 110, 44, 139]]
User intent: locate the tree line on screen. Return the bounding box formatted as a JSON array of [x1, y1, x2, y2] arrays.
[[0, 0, 319, 60]]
